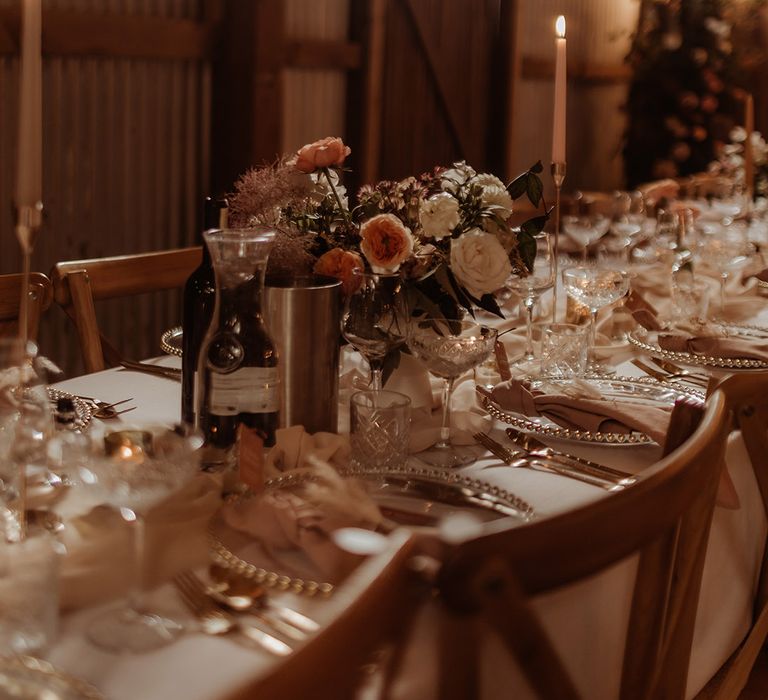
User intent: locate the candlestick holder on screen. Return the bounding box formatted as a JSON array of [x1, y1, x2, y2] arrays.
[[12, 200, 43, 542], [551, 162, 566, 322]]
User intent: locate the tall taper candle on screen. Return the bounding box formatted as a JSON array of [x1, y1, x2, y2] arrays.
[[744, 93, 755, 199], [16, 0, 42, 211], [552, 15, 567, 164]]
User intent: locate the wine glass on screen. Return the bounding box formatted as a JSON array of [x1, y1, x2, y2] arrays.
[[82, 427, 202, 652], [0, 339, 54, 540], [505, 232, 555, 361], [562, 213, 610, 260], [562, 267, 629, 371], [696, 225, 751, 314], [342, 270, 409, 390], [407, 319, 497, 468]]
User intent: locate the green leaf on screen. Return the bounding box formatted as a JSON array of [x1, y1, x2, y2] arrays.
[[529, 160, 544, 174], [526, 175, 544, 208], [507, 173, 528, 200], [477, 293, 504, 318]]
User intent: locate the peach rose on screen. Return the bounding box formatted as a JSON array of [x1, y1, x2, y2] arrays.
[[314, 248, 364, 296], [359, 214, 414, 273], [294, 137, 351, 174]]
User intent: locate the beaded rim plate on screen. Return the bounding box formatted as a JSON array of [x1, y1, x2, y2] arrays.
[[47, 388, 93, 430], [479, 375, 704, 446], [160, 326, 183, 357], [628, 325, 768, 371], [0, 656, 103, 700], [209, 464, 535, 597]]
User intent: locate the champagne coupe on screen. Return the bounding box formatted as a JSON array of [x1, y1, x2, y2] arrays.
[[562, 267, 629, 371], [505, 232, 555, 360], [83, 427, 202, 652], [342, 270, 408, 391], [408, 319, 497, 468], [562, 213, 610, 260]]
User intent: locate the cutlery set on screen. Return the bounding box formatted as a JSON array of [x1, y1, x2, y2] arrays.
[[173, 569, 318, 657], [630, 358, 709, 388], [473, 431, 630, 491]]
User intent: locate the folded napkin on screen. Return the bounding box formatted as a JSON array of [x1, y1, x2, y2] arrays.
[[490, 378, 672, 444], [60, 472, 222, 610], [658, 333, 768, 363], [221, 459, 381, 582], [265, 425, 350, 478]]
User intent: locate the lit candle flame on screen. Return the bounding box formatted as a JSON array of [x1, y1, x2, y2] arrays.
[[556, 15, 566, 38]]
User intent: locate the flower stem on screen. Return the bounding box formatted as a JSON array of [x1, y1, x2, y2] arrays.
[[322, 167, 350, 223]]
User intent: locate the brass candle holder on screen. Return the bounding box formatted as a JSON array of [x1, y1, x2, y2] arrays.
[[551, 162, 566, 323]]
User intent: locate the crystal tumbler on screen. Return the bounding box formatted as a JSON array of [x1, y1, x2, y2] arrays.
[[350, 390, 411, 470]]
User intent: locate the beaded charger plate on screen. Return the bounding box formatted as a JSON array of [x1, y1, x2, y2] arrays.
[[0, 656, 103, 700], [209, 464, 535, 597], [47, 388, 93, 430], [628, 325, 768, 371], [479, 375, 704, 446], [160, 326, 183, 357]]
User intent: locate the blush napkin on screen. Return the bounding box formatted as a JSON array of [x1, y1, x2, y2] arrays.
[[490, 378, 672, 444], [658, 333, 768, 363]]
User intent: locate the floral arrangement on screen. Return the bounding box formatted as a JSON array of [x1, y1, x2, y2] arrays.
[[623, 0, 744, 187], [229, 136, 549, 321], [709, 126, 768, 198]]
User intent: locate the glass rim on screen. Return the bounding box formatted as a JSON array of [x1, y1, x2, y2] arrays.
[[351, 268, 402, 278], [203, 227, 276, 243], [350, 389, 411, 409]]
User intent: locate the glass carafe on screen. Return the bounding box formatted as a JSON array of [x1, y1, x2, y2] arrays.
[[195, 228, 279, 468]]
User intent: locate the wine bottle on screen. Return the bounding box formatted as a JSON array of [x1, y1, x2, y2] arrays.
[[195, 228, 279, 467], [181, 196, 228, 425]]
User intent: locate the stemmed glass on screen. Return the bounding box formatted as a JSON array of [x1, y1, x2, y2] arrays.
[[505, 231, 555, 360], [696, 226, 751, 314], [408, 319, 497, 468], [562, 267, 629, 371], [83, 427, 202, 652], [562, 212, 610, 260], [342, 270, 409, 390]]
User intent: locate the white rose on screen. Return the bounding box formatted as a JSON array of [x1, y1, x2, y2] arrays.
[[419, 193, 460, 239], [480, 184, 514, 219], [450, 229, 511, 299], [441, 161, 476, 193], [474, 173, 506, 190]]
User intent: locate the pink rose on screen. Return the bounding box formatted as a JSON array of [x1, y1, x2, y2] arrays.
[[359, 214, 414, 273], [314, 248, 365, 296], [294, 137, 351, 174]]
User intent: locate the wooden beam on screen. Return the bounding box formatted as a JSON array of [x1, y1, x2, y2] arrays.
[[521, 55, 631, 85], [283, 39, 362, 71], [499, 0, 522, 180], [0, 7, 216, 61]]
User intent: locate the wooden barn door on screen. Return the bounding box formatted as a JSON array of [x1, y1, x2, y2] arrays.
[[347, 0, 519, 188]]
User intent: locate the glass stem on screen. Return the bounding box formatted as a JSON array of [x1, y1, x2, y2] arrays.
[[589, 309, 599, 367], [524, 298, 536, 360], [128, 513, 147, 615], [720, 274, 727, 315], [369, 359, 383, 391], [436, 377, 456, 449]]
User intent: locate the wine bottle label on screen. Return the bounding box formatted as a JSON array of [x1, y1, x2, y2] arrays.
[[209, 367, 280, 415]]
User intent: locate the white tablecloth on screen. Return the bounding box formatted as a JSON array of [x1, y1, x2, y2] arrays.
[[43, 344, 767, 700]]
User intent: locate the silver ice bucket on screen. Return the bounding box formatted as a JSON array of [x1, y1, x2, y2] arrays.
[[264, 274, 342, 433]]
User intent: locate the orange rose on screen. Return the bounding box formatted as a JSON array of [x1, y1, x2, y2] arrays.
[[294, 137, 351, 174], [359, 214, 414, 273], [314, 248, 364, 296]]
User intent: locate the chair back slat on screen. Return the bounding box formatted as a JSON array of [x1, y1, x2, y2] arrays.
[[0, 272, 53, 341], [50, 247, 201, 372], [438, 389, 731, 700]]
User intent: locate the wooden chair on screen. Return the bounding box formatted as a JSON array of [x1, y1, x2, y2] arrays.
[[50, 247, 201, 373], [436, 390, 732, 700], [695, 372, 768, 699], [0, 272, 53, 341], [222, 529, 431, 700]]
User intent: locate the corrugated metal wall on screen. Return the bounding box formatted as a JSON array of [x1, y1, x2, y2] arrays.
[[0, 0, 209, 377], [283, 0, 349, 153], [513, 0, 639, 194]]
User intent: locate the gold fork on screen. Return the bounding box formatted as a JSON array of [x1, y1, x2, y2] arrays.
[[173, 572, 292, 656], [648, 357, 709, 386]]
